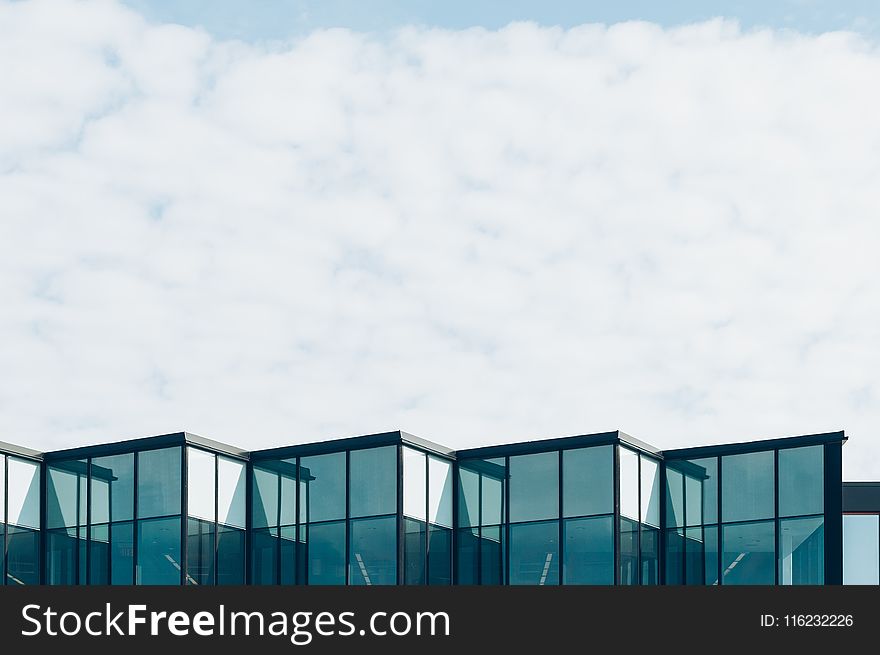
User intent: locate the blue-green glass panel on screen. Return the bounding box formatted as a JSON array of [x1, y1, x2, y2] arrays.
[[722, 520, 775, 585], [307, 520, 346, 585], [300, 453, 346, 523], [778, 446, 824, 518], [563, 446, 613, 518], [137, 517, 182, 585], [509, 452, 559, 523], [509, 520, 559, 585], [349, 515, 397, 585], [349, 446, 397, 518], [721, 451, 774, 523], [563, 515, 614, 585], [137, 448, 182, 519], [780, 516, 824, 585]]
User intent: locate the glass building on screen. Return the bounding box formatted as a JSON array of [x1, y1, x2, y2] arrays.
[[0, 428, 869, 585]]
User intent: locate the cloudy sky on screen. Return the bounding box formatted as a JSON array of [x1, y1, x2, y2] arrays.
[[1, 0, 879, 479]]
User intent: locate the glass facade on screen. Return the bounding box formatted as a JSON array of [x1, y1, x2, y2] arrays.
[[0, 430, 861, 586]]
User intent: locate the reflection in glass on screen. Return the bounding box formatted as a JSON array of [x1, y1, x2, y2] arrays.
[[404, 518, 426, 585], [563, 446, 613, 518], [509, 520, 558, 585], [91, 453, 134, 523], [481, 461, 505, 526], [619, 449, 639, 522], [403, 447, 427, 521], [47, 461, 86, 529], [428, 456, 453, 528], [563, 516, 613, 585], [686, 458, 717, 525], [279, 525, 299, 585], [137, 448, 182, 519], [307, 520, 346, 585], [619, 517, 639, 585], [7, 457, 41, 529], [641, 457, 660, 528], [721, 451, 774, 523], [509, 452, 558, 523], [456, 527, 479, 584], [6, 526, 40, 585], [46, 528, 79, 585], [90, 524, 110, 585], [457, 467, 479, 527], [666, 528, 685, 585], [843, 514, 879, 585], [137, 517, 182, 585], [779, 517, 824, 585], [665, 468, 685, 529], [428, 525, 452, 585], [350, 446, 397, 518], [480, 525, 504, 585], [300, 453, 345, 523], [640, 525, 659, 584], [778, 446, 824, 518], [187, 518, 215, 585], [217, 456, 247, 529], [251, 527, 278, 585], [722, 520, 775, 585], [111, 522, 134, 585], [252, 466, 279, 528], [217, 526, 245, 585], [187, 448, 216, 523], [350, 516, 397, 585]]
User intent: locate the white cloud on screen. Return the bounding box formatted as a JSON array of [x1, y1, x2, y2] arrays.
[[1, 1, 880, 479]]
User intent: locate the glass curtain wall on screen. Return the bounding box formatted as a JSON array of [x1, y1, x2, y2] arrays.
[[619, 448, 661, 585], [3, 455, 41, 585], [456, 457, 506, 584]]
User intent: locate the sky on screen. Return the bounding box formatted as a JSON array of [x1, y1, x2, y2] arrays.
[[1, 0, 880, 480]]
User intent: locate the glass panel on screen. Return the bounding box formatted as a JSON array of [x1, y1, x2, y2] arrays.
[[307, 520, 346, 585], [428, 525, 452, 585], [252, 466, 279, 529], [721, 451, 774, 523], [780, 516, 824, 585], [217, 456, 246, 528], [6, 526, 40, 585], [684, 527, 705, 585], [137, 447, 182, 519], [350, 516, 397, 585], [480, 525, 504, 585], [428, 456, 453, 528], [137, 517, 182, 585], [563, 446, 613, 518], [703, 525, 720, 586], [509, 452, 559, 523], [563, 516, 614, 585], [111, 522, 134, 585], [280, 525, 299, 585], [279, 460, 297, 527], [481, 460, 505, 526], [686, 457, 717, 525], [46, 528, 79, 585], [665, 528, 685, 585], [778, 446, 824, 518], [91, 453, 134, 523], [403, 447, 427, 521], [640, 525, 659, 584], [350, 446, 397, 518], [47, 461, 86, 529], [843, 514, 880, 585], [90, 524, 110, 585], [187, 448, 216, 523], [251, 528, 278, 585], [186, 518, 215, 585], [457, 466, 479, 527], [300, 452, 345, 523], [404, 518, 426, 585], [509, 520, 558, 585], [217, 526, 245, 585], [665, 467, 685, 528], [0, 457, 5, 523], [7, 457, 41, 529], [456, 527, 479, 584], [721, 520, 775, 585], [640, 457, 660, 527], [619, 448, 639, 521], [619, 517, 639, 585]]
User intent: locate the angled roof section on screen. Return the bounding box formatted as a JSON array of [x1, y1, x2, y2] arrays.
[[0, 439, 43, 460], [662, 430, 847, 459], [42, 431, 248, 461]]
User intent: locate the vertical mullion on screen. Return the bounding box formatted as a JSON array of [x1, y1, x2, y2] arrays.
[[716, 455, 722, 586], [180, 447, 187, 586], [214, 454, 219, 586], [774, 449, 780, 585], [85, 459, 92, 585], [504, 455, 510, 586], [276, 469, 282, 585], [424, 452, 430, 586], [132, 451, 139, 585], [344, 449, 350, 586], [636, 453, 642, 584], [557, 450, 563, 586], [477, 469, 482, 585], [613, 445, 620, 585]]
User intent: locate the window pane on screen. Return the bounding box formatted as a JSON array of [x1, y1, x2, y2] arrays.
[[7, 457, 41, 529], [111, 522, 134, 585], [721, 451, 774, 523], [428, 525, 452, 585], [187, 448, 216, 523], [217, 526, 245, 585], [844, 514, 880, 585], [640, 525, 659, 584], [251, 528, 278, 585], [686, 457, 717, 525], [1, 457, 5, 523], [92, 453, 134, 523], [252, 466, 278, 529], [779, 516, 824, 585], [619, 448, 639, 521], [563, 516, 614, 585], [481, 461, 505, 526], [509, 452, 559, 523], [350, 446, 397, 518], [665, 467, 685, 528], [722, 520, 775, 585], [218, 456, 246, 528], [280, 461, 297, 526], [480, 525, 504, 585], [350, 516, 397, 585], [46, 528, 79, 585], [641, 457, 660, 527], [137, 447, 182, 519], [47, 461, 86, 529], [702, 525, 720, 586], [404, 518, 426, 585], [6, 526, 40, 585], [186, 518, 215, 585], [307, 520, 346, 585], [457, 466, 479, 527], [563, 446, 613, 518], [428, 456, 453, 528], [456, 527, 479, 584], [778, 446, 824, 518], [509, 520, 559, 585], [403, 447, 426, 521], [137, 517, 182, 585], [280, 525, 299, 585], [665, 528, 685, 585], [684, 527, 706, 585], [300, 453, 346, 523], [90, 524, 110, 585], [619, 517, 639, 585]]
